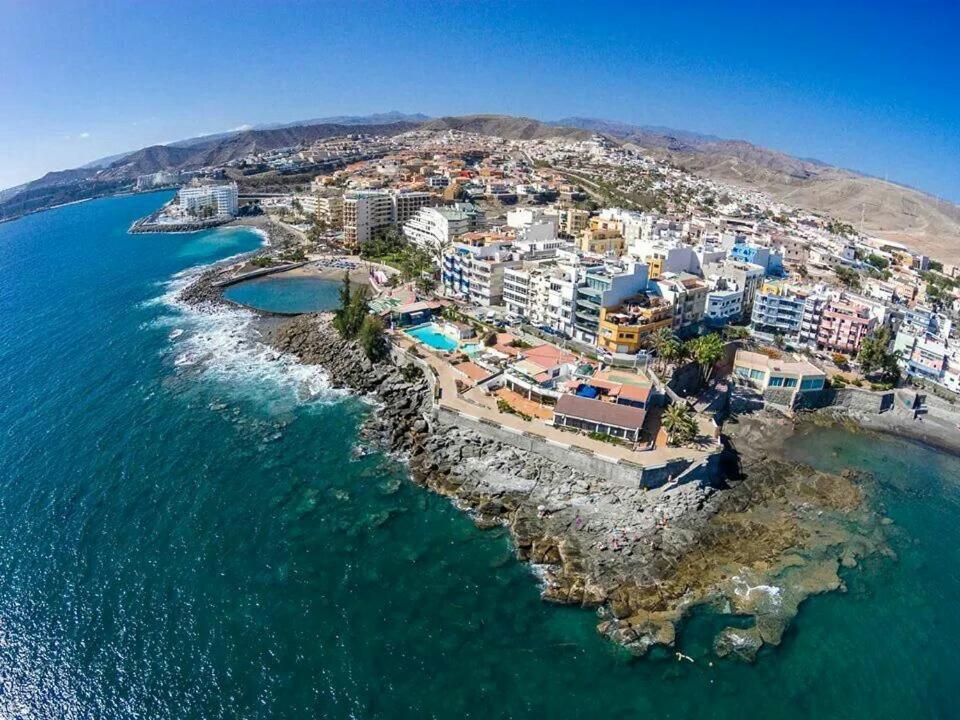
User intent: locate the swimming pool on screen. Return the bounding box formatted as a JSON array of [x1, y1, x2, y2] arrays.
[[404, 323, 458, 352]]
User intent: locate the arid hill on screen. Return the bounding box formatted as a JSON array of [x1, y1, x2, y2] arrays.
[[558, 117, 960, 263], [418, 114, 592, 141]]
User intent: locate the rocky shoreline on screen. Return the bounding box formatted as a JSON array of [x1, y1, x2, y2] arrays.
[[256, 312, 888, 660]]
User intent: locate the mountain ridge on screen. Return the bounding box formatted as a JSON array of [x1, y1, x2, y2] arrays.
[[2, 112, 958, 261]]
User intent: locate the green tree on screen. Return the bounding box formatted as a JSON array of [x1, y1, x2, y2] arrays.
[[723, 325, 749, 341], [834, 266, 861, 289], [686, 333, 725, 385], [358, 315, 387, 361], [332, 272, 370, 339], [857, 327, 900, 385], [662, 403, 698, 447], [651, 327, 678, 372]]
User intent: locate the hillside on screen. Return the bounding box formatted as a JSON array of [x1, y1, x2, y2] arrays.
[[99, 120, 420, 180], [558, 117, 960, 262], [0, 120, 419, 220], [419, 114, 592, 141]]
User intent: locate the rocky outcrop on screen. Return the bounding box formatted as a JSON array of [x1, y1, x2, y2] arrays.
[[267, 315, 888, 659]]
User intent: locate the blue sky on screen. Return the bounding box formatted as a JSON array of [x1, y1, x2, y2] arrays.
[[1, 0, 958, 201]]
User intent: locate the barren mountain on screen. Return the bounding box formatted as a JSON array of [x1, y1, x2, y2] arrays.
[[418, 114, 592, 141], [99, 121, 420, 180], [0, 121, 419, 220], [559, 117, 960, 263]]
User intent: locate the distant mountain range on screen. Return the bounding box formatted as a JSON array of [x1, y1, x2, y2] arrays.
[[2, 112, 958, 261]]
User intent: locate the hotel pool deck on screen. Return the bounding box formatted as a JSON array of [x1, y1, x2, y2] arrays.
[[404, 322, 459, 352]]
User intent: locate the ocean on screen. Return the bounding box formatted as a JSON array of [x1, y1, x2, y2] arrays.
[[0, 192, 958, 719]]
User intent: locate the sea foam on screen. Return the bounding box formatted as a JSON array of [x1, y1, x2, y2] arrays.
[[150, 260, 346, 410]]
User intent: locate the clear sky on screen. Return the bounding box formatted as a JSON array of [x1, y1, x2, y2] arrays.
[[1, 0, 958, 201]]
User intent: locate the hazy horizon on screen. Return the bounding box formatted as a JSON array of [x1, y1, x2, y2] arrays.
[[1, 1, 958, 202]]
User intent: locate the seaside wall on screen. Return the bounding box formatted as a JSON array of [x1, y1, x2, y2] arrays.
[[385, 340, 721, 489], [435, 406, 713, 489], [793, 387, 894, 414]]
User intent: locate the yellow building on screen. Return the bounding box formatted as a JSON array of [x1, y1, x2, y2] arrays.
[[558, 207, 590, 236], [588, 217, 623, 234], [597, 295, 674, 354], [642, 253, 665, 279], [578, 228, 625, 256]]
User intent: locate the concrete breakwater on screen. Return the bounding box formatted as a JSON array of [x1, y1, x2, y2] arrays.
[[130, 215, 232, 233], [257, 313, 886, 659]]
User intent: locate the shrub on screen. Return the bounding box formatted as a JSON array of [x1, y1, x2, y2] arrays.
[[400, 363, 423, 383]]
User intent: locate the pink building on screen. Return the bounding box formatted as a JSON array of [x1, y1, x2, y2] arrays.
[[816, 300, 875, 355]]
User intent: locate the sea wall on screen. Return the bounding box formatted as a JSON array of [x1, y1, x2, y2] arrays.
[[794, 387, 894, 414], [130, 215, 232, 233], [435, 406, 705, 489]]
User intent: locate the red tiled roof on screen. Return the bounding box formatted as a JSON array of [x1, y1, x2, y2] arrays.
[[453, 362, 490, 382], [523, 344, 578, 370]]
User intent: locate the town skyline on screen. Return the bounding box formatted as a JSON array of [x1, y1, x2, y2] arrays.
[[1, 1, 958, 201]]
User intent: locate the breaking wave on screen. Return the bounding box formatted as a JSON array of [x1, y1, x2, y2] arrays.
[[148, 260, 346, 410]]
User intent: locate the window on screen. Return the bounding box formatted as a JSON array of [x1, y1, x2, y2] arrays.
[[735, 367, 750, 378], [783, 377, 798, 388], [800, 377, 825, 390], [768, 376, 785, 387], [749, 369, 765, 381]]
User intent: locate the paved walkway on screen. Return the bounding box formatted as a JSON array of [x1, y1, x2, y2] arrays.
[[395, 333, 718, 467]]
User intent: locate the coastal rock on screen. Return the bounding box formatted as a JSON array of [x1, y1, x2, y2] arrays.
[[220, 309, 888, 660]]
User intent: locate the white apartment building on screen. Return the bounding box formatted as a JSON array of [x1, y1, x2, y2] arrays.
[[502, 257, 561, 323], [704, 288, 743, 326], [393, 191, 436, 224], [545, 262, 587, 337], [315, 194, 344, 224], [294, 194, 318, 216], [178, 182, 239, 218], [344, 190, 438, 248], [651, 273, 708, 335], [441, 242, 520, 306], [403, 204, 484, 256], [702, 260, 765, 319]]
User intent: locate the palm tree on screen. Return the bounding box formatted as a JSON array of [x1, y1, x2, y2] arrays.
[[651, 327, 677, 372], [662, 403, 698, 447], [688, 333, 725, 386]]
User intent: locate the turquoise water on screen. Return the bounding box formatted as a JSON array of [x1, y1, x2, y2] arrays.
[[405, 321, 458, 351], [224, 275, 341, 314], [1, 192, 960, 718]]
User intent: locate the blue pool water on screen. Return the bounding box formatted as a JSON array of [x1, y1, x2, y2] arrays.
[[404, 322, 458, 351], [223, 275, 341, 314]]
